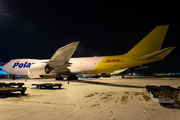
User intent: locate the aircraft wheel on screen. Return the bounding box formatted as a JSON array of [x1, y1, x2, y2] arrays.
[[75, 76, 78, 80], [12, 75, 16, 80], [55, 77, 59, 80], [95, 75, 100, 78], [67, 76, 72, 80], [67, 75, 78, 80], [56, 76, 64, 80]]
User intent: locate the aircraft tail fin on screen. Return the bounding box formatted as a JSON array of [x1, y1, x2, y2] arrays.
[[126, 25, 169, 55]]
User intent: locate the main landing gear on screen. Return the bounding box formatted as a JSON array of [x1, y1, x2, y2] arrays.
[[55, 75, 64, 80], [55, 74, 78, 80], [67, 75, 78, 80]]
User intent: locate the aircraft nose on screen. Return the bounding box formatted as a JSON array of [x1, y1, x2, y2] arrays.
[[2, 64, 7, 72]]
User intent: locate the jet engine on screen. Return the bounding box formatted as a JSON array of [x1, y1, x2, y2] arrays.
[[28, 63, 52, 78]]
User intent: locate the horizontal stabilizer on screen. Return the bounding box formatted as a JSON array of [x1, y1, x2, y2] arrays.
[[135, 66, 149, 70], [135, 46, 176, 60]]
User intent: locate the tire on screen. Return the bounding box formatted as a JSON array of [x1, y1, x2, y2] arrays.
[[67, 76, 78, 80], [56, 76, 64, 80]]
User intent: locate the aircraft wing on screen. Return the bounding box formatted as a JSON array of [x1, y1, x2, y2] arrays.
[[48, 41, 80, 67], [135, 46, 176, 60]]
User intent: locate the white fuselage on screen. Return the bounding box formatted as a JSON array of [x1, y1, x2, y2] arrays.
[[2, 59, 49, 75], [2, 57, 106, 76]]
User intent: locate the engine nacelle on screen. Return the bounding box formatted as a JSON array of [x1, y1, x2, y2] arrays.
[[27, 70, 41, 78], [29, 63, 51, 76]]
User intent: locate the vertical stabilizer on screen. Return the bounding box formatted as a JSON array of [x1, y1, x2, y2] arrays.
[[127, 25, 169, 55]]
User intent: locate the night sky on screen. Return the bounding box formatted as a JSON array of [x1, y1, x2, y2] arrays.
[[0, 0, 180, 74]]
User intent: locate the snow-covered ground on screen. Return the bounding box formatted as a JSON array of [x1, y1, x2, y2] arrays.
[[0, 78, 180, 120]]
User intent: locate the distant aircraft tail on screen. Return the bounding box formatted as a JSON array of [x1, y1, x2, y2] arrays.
[[126, 25, 169, 55]]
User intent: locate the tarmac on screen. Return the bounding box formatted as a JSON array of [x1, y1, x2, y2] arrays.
[[0, 77, 180, 120]]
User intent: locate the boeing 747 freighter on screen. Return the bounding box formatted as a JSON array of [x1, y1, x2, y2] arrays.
[[2, 25, 176, 80]]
